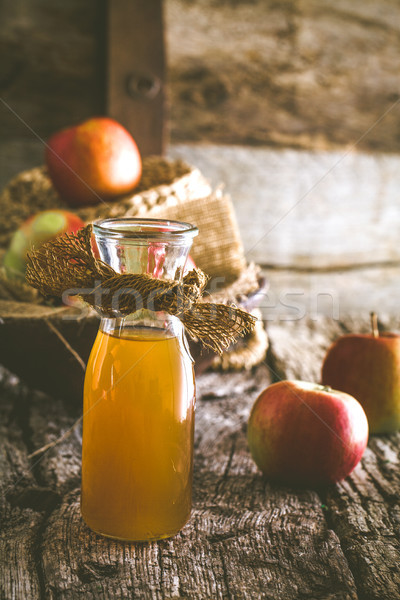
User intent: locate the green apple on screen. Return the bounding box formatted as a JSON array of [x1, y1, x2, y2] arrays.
[[3, 209, 85, 279], [322, 314, 400, 434]]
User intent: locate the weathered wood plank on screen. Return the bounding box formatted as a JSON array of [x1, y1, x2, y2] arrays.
[[29, 394, 82, 496], [326, 434, 400, 600], [193, 369, 358, 600], [0, 139, 43, 194], [166, 0, 400, 153], [169, 144, 400, 270], [260, 265, 400, 323], [33, 366, 357, 599], [267, 316, 400, 600], [107, 0, 166, 156], [0, 0, 102, 139], [0, 371, 43, 600]]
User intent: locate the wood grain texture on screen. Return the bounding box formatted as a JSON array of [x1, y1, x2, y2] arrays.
[[0, 0, 103, 139], [0, 372, 43, 600], [107, 0, 166, 156], [168, 144, 400, 270], [268, 315, 400, 600], [1, 318, 400, 599], [31, 367, 357, 600], [166, 0, 400, 152], [327, 435, 400, 600]]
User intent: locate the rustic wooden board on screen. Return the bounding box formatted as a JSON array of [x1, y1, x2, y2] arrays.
[[1, 318, 400, 599], [260, 265, 400, 323], [107, 0, 166, 156], [169, 144, 400, 271], [13, 366, 358, 599], [0, 0, 103, 139], [267, 315, 400, 600], [0, 371, 42, 600], [327, 435, 400, 600], [166, 0, 400, 153]]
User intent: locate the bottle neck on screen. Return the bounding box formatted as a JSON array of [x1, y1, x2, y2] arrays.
[[94, 222, 196, 282], [92, 218, 198, 330], [99, 311, 183, 337]]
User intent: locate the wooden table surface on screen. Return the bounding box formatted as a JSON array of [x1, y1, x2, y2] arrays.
[[1, 316, 400, 600]]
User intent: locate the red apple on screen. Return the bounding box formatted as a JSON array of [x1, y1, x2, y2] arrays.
[[247, 380, 368, 485], [322, 314, 400, 434], [45, 117, 142, 207], [3, 209, 85, 279]]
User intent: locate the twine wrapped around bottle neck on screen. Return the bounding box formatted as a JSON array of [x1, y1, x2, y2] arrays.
[[25, 225, 257, 354]]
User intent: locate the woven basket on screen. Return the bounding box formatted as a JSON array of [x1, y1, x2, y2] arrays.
[[0, 157, 211, 248], [0, 157, 268, 402]]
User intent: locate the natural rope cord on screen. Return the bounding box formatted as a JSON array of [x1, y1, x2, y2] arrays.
[[26, 225, 257, 354]]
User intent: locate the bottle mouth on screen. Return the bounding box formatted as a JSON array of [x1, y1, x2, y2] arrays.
[[93, 217, 198, 243]]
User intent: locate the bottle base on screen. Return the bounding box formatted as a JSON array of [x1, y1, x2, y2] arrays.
[[81, 513, 190, 543]]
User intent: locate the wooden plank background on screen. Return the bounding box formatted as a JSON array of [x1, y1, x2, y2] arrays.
[[165, 0, 400, 152], [107, 0, 166, 156], [169, 145, 400, 270]]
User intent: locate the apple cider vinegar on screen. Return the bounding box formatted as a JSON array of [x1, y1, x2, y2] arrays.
[[81, 326, 195, 541], [81, 217, 198, 542]]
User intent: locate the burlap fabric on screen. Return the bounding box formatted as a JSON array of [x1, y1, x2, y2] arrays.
[[26, 225, 257, 354], [0, 157, 268, 376], [0, 158, 210, 248]]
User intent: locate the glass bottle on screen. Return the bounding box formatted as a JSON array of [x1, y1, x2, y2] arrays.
[[81, 218, 198, 541]]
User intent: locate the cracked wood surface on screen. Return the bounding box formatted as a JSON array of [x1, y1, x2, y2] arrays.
[[1, 317, 400, 599]]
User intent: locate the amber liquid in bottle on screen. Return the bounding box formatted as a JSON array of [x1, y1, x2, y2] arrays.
[[81, 326, 195, 541]]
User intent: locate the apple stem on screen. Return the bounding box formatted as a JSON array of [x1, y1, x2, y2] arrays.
[[370, 312, 379, 338]]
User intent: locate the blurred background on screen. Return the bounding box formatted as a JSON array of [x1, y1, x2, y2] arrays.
[[1, 0, 400, 321]]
